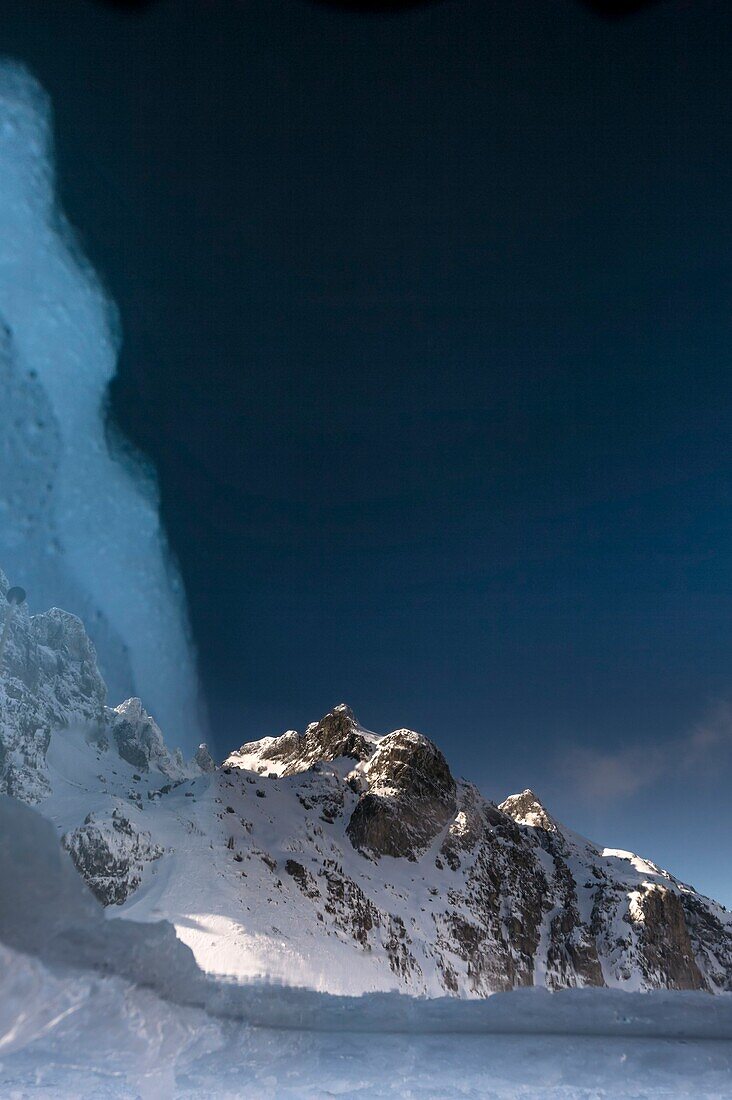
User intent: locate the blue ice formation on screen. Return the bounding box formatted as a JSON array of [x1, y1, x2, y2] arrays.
[[0, 62, 205, 751]]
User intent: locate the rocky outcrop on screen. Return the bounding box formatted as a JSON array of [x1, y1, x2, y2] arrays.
[[0, 570, 106, 803], [302, 705, 376, 766], [226, 704, 375, 777], [679, 891, 732, 992], [0, 571, 212, 811], [109, 697, 184, 778], [62, 809, 163, 906], [194, 743, 216, 773], [347, 729, 457, 860], [499, 789, 559, 834], [627, 884, 706, 991]]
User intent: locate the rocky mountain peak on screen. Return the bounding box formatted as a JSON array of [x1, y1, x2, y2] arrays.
[[303, 703, 376, 765], [227, 708, 459, 862], [499, 788, 557, 832], [225, 703, 377, 777]]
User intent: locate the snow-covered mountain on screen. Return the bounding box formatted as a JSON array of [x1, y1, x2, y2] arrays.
[[2, 567, 731, 999]]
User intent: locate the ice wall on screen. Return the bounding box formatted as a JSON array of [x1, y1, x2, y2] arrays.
[[0, 61, 204, 751]]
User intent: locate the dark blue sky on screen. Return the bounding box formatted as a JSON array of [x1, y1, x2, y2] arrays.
[[3, 0, 732, 902]]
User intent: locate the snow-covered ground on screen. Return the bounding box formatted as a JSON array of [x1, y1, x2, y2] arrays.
[[2, 939, 732, 1099]]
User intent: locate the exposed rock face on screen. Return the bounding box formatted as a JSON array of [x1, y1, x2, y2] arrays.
[[0, 570, 209, 811], [109, 698, 184, 778], [296, 767, 345, 824], [680, 892, 732, 992], [62, 809, 163, 906], [632, 884, 706, 990], [347, 729, 457, 860], [194, 743, 216, 773], [0, 569, 106, 803], [303, 705, 376, 766], [433, 790, 547, 993]]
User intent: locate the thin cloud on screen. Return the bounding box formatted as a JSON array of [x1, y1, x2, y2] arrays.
[[563, 702, 732, 805]]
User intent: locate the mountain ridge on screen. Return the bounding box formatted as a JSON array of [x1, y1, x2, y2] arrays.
[[1, 569, 731, 998]]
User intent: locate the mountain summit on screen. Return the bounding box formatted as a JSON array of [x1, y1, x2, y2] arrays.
[[1, 575, 731, 997]]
